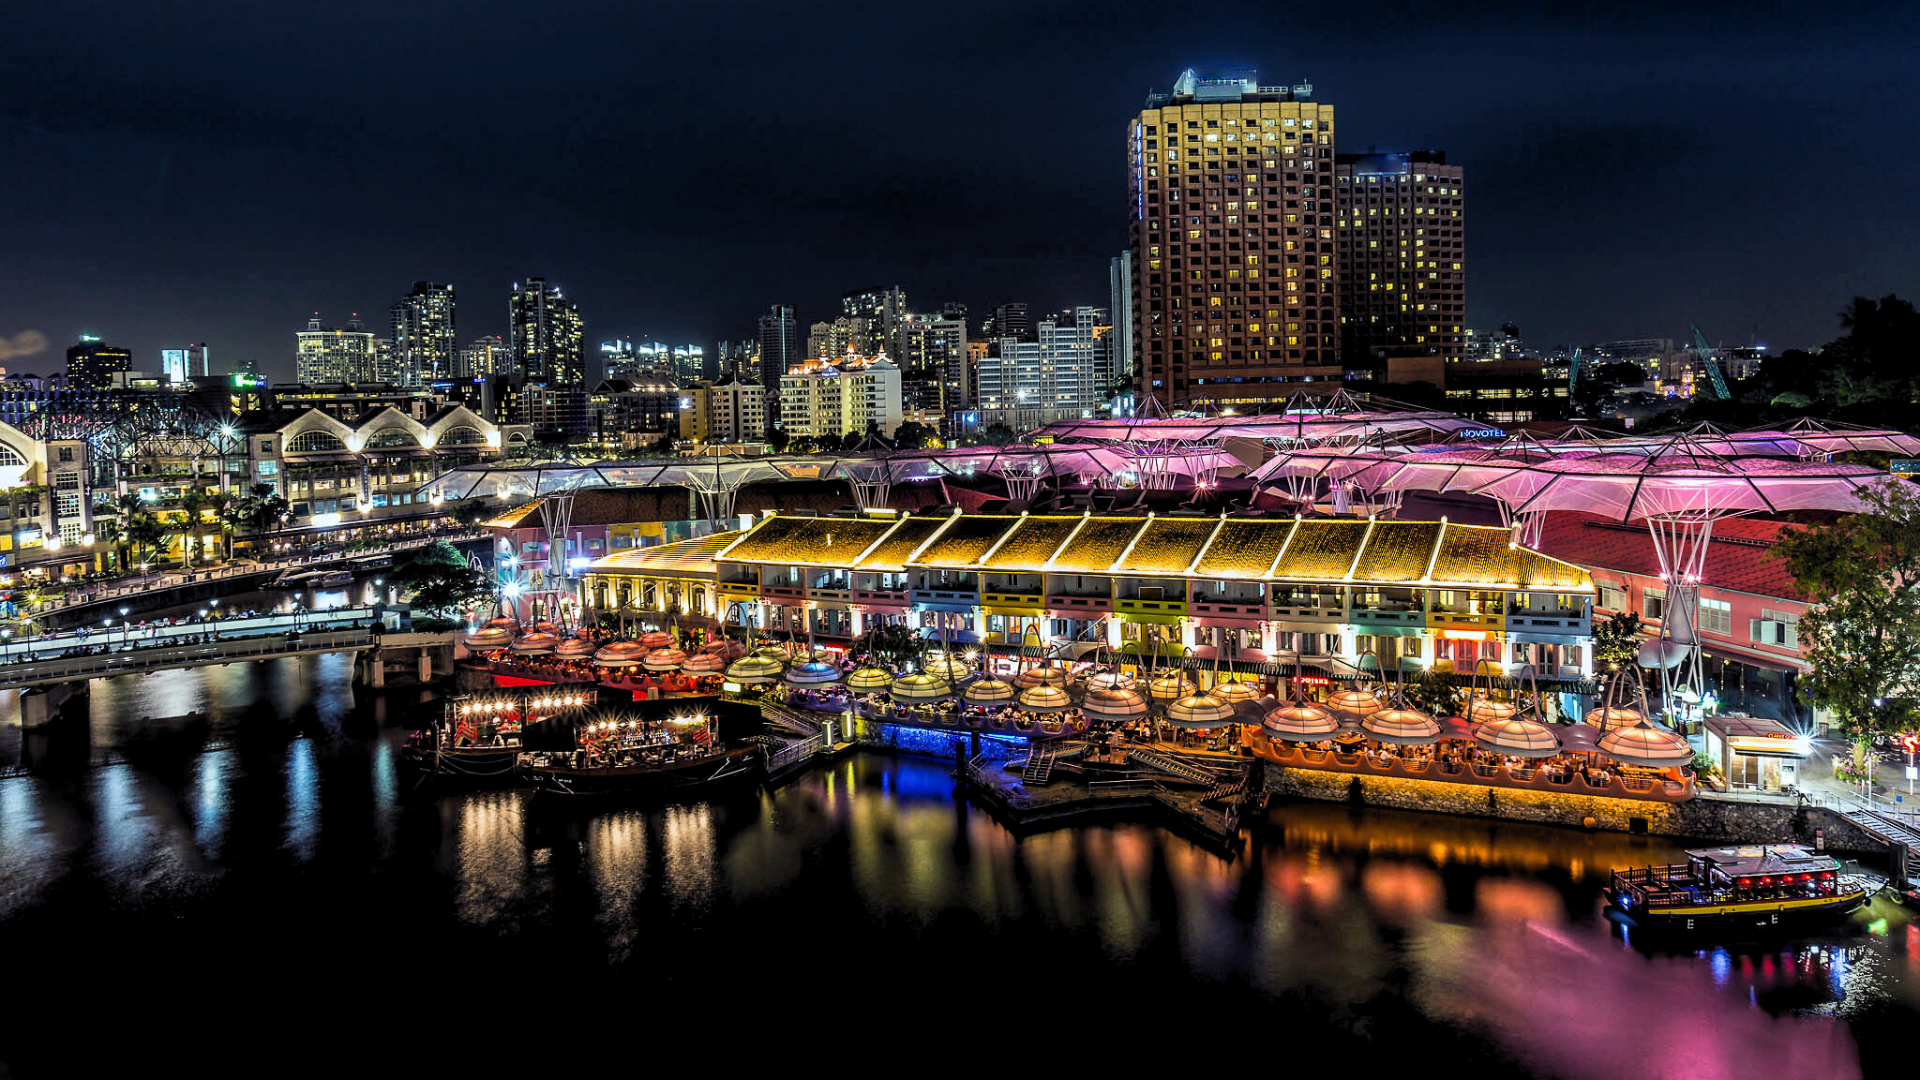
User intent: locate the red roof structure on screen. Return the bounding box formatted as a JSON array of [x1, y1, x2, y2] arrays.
[[1535, 512, 1811, 601]]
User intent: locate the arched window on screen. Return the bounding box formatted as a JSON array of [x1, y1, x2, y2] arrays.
[[0, 443, 26, 467], [287, 430, 347, 452], [364, 428, 420, 448], [506, 431, 530, 444], [438, 425, 486, 447], [642, 582, 658, 607], [691, 587, 706, 615]]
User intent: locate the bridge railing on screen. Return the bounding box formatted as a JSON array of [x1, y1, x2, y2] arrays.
[[0, 629, 375, 690], [0, 607, 382, 663]]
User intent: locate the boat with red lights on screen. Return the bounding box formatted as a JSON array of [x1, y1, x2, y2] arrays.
[[515, 708, 762, 798], [1606, 845, 1870, 933], [402, 690, 595, 782]]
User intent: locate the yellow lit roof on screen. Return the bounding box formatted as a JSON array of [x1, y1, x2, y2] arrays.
[[590, 511, 1593, 592], [481, 501, 542, 529], [588, 530, 744, 575], [715, 515, 899, 568]]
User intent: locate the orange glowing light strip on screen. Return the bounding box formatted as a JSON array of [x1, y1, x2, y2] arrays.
[[1441, 629, 1488, 641]]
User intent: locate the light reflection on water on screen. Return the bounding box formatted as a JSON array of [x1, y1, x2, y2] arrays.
[[2, 662, 1918, 1077]]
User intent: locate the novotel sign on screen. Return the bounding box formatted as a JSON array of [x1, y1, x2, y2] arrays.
[[1460, 428, 1507, 439]]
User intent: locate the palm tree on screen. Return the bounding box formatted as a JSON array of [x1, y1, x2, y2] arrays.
[[126, 514, 165, 574], [91, 517, 122, 574], [203, 489, 237, 562], [176, 490, 207, 567]]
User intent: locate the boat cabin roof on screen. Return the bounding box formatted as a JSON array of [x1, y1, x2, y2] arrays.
[[1685, 845, 1839, 877]]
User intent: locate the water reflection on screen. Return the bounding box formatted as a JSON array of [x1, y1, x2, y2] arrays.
[[3, 662, 1918, 1077]]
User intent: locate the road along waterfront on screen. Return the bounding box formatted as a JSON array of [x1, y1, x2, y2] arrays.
[[0, 657, 1913, 1079]]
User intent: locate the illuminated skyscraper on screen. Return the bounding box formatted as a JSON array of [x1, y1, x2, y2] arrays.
[[757, 304, 798, 390], [1128, 68, 1338, 408], [509, 277, 585, 386], [1335, 151, 1466, 374], [65, 335, 132, 389], [391, 281, 458, 385]]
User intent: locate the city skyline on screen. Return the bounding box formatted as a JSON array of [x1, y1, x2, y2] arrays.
[[4, 1, 1916, 378]]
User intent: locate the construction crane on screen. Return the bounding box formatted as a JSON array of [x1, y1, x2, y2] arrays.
[[1690, 325, 1731, 400]]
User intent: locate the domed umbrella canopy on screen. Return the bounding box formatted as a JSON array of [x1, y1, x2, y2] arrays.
[[700, 640, 747, 661], [1087, 671, 1136, 692], [1213, 681, 1261, 707], [890, 674, 954, 702], [725, 655, 785, 684], [1597, 723, 1695, 767], [1082, 686, 1149, 721], [1164, 692, 1235, 730], [1014, 666, 1067, 690], [1584, 705, 1645, 733], [639, 630, 672, 649], [846, 667, 895, 694], [553, 637, 595, 658], [484, 617, 518, 630], [532, 621, 559, 635], [923, 658, 973, 683], [961, 676, 1016, 705], [784, 658, 844, 686], [1462, 695, 1518, 725], [1262, 703, 1339, 742], [463, 627, 515, 649], [644, 647, 689, 671], [1473, 717, 1561, 759], [1147, 672, 1197, 702], [681, 652, 726, 675], [1360, 706, 1443, 746], [752, 644, 791, 662], [510, 632, 558, 655], [1438, 716, 1477, 742], [1016, 684, 1072, 714], [1324, 687, 1384, 726], [594, 641, 649, 667]]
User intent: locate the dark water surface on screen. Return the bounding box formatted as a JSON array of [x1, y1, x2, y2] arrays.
[[1, 657, 1912, 1078]]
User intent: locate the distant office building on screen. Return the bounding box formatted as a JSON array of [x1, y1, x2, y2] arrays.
[[1109, 253, 1135, 383], [974, 306, 1111, 427], [757, 305, 799, 402], [462, 334, 510, 379], [679, 376, 767, 444], [984, 303, 1030, 343], [509, 277, 585, 386], [779, 355, 903, 440], [900, 312, 970, 416], [521, 383, 590, 435], [670, 344, 705, 383], [391, 281, 458, 385], [159, 342, 210, 385], [807, 316, 873, 361], [588, 375, 680, 441], [373, 337, 397, 383], [1128, 67, 1337, 407], [295, 314, 376, 383], [64, 335, 133, 390], [714, 340, 755, 381], [1336, 150, 1466, 374]]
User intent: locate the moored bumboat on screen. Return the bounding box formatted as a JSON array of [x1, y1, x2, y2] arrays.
[[1606, 844, 1870, 934]]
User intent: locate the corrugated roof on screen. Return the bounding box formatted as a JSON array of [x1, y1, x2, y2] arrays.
[[1350, 522, 1443, 583], [1111, 516, 1218, 575], [1050, 517, 1149, 572], [718, 515, 899, 567], [1274, 520, 1373, 580], [587, 530, 744, 574], [1537, 512, 1806, 600], [914, 514, 1014, 567], [855, 516, 945, 571], [980, 515, 1081, 570], [1193, 518, 1295, 578]]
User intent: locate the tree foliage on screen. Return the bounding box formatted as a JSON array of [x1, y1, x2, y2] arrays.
[[1402, 667, 1462, 717], [386, 541, 493, 617], [1771, 478, 1920, 748], [1592, 611, 1645, 674], [854, 622, 918, 667]]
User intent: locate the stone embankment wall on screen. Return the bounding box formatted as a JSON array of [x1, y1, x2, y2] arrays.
[[1268, 767, 1887, 854]]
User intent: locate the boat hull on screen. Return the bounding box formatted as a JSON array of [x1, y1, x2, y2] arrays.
[[520, 746, 763, 798], [401, 745, 522, 782], [1608, 884, 1871, 933]]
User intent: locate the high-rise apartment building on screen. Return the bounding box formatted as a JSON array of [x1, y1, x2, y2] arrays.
[[1334, 151, 1466, 374], [807, 316, 873, 360], [64, 336, 133, 389], [843, 286, 908, 359], [779, 355, 903, 441], [983, 303, 1030, 342], [295, 314, 376, 382], [901, 312, 970, 415], [757, 304, 798, 399], [679, 376, 768, 444], [462, 335, 510, 379], [509, 277, 585, 386], [975, 306, 1111, 427], [391, 281, 458, 385], [1128, 67, 1337, 408], [159, 342, 210, 385]]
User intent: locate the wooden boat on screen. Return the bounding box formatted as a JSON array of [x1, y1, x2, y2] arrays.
[[516, 744, 762, 797], [1606, 844, 1870, 933], [401, 737, 522, 781]]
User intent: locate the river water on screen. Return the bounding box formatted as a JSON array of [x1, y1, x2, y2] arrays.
[[1, 656, 1912, 1078]]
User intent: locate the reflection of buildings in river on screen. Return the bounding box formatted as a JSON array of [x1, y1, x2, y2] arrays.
[[193, 749, 232, 858], [1473, 877, 1564, 926], [1362, 861, 1444, 923], [586, 813, 649, 960], [453, 790, 530, 928], [660, 804, 717, 909], [0, 780, 63, 921], [369, 740, 398, 862]]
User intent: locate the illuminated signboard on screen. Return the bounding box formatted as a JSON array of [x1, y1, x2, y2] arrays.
[[1892, 459, 1919, 476], [1460, 428, 1506, 439], [231, 372, 268, 390]]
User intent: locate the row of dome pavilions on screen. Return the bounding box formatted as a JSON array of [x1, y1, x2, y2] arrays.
[[462, 617, 1695, 771]]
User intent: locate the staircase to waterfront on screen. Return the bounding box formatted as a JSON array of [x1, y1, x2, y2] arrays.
[[761, 704, 824, 738], [1021, 742, 1057, 786], [1125, 746, 1220, 786]]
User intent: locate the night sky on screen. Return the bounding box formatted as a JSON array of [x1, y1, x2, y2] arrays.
[[4, 0, 1915, 379]]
